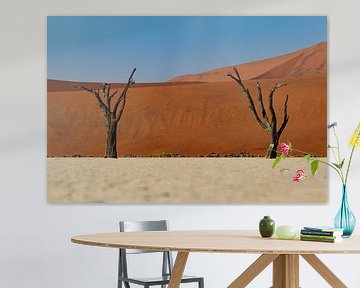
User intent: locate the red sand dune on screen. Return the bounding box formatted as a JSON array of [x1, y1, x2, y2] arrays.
[[169, 42, 326, 82], [48, 42, 327, 157], [48, 76, 327, 157]]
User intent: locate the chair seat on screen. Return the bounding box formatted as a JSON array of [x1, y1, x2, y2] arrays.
[[119, 274, 203, 286]]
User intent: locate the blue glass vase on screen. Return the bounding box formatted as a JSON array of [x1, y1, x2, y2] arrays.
[[334, 185, 356, 237]]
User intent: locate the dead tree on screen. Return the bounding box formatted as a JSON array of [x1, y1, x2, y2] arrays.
[[79, 68, 136, 158], [227, 66, 289, 158]]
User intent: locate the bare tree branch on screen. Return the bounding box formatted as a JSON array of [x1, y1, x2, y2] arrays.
[[268, 83, 287, 131], [113, 68, 136, 114], [227, 67, 267, 129], [278, 94, 290, 137], [116, 96, 127, 122], [110, 90, 118, 99], [100, 83, 112, 110], [227, 67, 289, 158], [78, 86, 108, 113], [256, 82, 269, 126]]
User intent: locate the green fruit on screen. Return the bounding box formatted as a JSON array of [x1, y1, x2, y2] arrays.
[[275, 225, 297, 240]]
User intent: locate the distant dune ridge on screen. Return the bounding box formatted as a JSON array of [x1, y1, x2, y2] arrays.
[[47, 42, 327, 157], [169, 42, 326, 82], [47, 80, 200, 92]]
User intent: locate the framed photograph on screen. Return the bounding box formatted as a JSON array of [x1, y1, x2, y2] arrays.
[[47, 16, 327, 203]]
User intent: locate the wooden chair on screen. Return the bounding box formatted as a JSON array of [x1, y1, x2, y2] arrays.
[[118, 220, 204, 288]]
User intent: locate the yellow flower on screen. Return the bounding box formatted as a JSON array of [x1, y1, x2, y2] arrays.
[[349, 122, 360, 147]]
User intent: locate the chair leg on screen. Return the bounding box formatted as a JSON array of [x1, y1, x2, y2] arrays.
[[198, 278, 204, 288], [118, 250, 122, 288]]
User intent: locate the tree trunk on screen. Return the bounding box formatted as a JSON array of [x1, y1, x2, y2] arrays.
[[267, 133, 279, 159], [105, 118, 118, 158]]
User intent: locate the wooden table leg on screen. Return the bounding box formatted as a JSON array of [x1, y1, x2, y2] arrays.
[[228, 254, 279, 288], [272, 254, 299, 288], [288, 254, 299, 288], [168, 252, 189, 288], [301, 254, 347, 288]]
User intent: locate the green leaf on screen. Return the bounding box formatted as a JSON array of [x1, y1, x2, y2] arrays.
[[304, 154, 311, 163], [272, 156, 282, 169], [332, 159, 345, 169], [332, 162, 341, 169], [311, 160, 319, 176], [339, 158, 345, 169]]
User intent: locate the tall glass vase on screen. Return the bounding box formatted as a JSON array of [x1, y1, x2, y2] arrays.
[[334, 185, 356, 237]]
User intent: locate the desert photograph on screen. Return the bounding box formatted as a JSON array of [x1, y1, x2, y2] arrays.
[[47, 16, 328, 203]]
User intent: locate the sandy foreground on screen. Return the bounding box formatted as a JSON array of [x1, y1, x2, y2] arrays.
[[47, 157, 327, 204]]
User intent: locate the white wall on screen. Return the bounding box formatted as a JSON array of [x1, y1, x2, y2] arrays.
[[1, 0, 360, 287]]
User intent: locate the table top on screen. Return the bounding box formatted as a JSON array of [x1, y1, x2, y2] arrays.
[[71, 230, 360, 254]]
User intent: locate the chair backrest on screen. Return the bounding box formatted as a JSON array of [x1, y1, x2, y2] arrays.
[[118, 220, 174, 280], [119, 220, 169, 254]]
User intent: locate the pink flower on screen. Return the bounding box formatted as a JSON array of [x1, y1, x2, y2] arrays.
[[280, 143, 290, 155], [293, 169, 305, 182]]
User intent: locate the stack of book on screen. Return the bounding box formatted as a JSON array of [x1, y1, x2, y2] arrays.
[[300, 226, 344, 243]]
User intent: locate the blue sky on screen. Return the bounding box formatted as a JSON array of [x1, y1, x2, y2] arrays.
[[47, 16, 327, 82]]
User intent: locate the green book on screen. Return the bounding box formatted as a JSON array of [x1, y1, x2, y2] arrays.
[[300, 236, 342, 243], [300, 234, 339, 240], [303, 226, 344, 233]]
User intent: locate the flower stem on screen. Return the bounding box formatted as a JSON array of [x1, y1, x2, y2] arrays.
[[279, 147, 345, 184], [333, 127, 343, 165], [345, 145, 356, 185], [332, 127, 345, 181], [317, 159, 344, 183], [330, 148, 338, 164]]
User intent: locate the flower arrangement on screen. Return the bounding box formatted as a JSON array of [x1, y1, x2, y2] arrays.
[[272, 122, 360, 237], [272, 122, 360, 184]]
